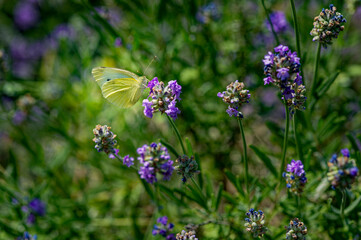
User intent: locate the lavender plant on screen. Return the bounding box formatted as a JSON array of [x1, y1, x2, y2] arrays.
[[175, 155, 199, 183], [152, 216, 176, 240], [17, 232, 37, 240], [285, 218, 308, 240], [283, 160, 307, 194], [137, 143, 174, 184], [176, 230, 198, 240], [244, 209, 268, 238]]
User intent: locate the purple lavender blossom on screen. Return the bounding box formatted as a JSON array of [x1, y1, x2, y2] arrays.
[[108, 148, 119, 159], [28, 198, 46, 216], [218, 80, 251, 118], [142, 79, 182, 120], [27, 213, 36, 224], [123, 155, 134, 167], [142, 99, 153, 118], [165, 100, 181, 120], [137, 143, 174, 184], [17, 231, 37, 240], [265, 11, 289, 33], [286, 160, 305, 177], [14, 0, 39, 30], [196, 2, 220, 24], [153, 216, 176, 239], [341, 148, 350, 157], [114, 37, 122, 47], [263, 45, 306, 114]]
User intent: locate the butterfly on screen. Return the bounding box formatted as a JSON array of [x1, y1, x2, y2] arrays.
[[91, 67, 149, 108]]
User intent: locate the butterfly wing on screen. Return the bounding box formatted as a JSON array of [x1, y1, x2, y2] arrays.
[[91, 67, 146, 108]]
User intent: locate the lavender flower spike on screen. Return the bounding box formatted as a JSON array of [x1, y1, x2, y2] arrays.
[[283, 159, 307, 194]]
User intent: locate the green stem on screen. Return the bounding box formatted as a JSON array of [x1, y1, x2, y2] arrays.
[[166, 114, 186, 155], [311, 42, 322, 97], [190, 176, 205, 200], [290, 0, 301, 58], [292, 114, 303, 162], [340, 189, 346, 225], [280, 101, 290, 183], [237, 117, 249, 194], [261, 0, 280, 45], [296, 194, 301, 218]]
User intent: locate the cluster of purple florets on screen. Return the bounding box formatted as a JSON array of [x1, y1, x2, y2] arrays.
[[266, 11, 289, 33], [283, 160, 307, 195], [17, 232, 37, 240], [152, 216, 176, 240], [137, 143, 174, 184], [244, 208, 268, 238], [310, 4, 346, 47], [13, 197, 46, 225], [217, 80, 251, 118], [327, 148, 359, 189], [143, 78, 182, 120], [263, 45, 306, 114], [176, 230, 198, 240]]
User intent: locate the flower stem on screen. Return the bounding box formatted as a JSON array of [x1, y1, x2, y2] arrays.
[[237, 117, 249, 195], [280, 101, 290, 183], [311, 42, 322, 97], [340, 189, 347, 225], [292, 114, 303, 162], [290, 0, 301, 58], [261, 0, 280, 45], [166, 114, 186, 155], [296, 194, 301, 218]]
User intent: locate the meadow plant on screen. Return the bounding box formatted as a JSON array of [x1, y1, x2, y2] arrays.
[[152, 216, 176, 240], [263, 45, 306, 114], [137, 143, 174, 184], [265, 11, 289, 33], [285, 218, 308, 240], [217, 80, 250, 118], [283, 160, 307, 194], [92, 124, 118, 156], [176, 230, 198, 240], [143, 78, 182, 120], [310, 4, 346, 48], [244, 209, 268, 238], [327, 148, 359, 189], [196, 2, 220, 24], [175, 155, 199, 183], [17, 232, 37, 240]]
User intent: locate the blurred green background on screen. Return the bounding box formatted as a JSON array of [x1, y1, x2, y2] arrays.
[[0, 0, 361, 239]]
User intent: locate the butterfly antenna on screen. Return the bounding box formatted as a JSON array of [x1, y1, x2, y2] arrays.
[[144, 56, 157, 76]]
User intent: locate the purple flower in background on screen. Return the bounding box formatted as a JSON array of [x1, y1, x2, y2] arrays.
[[265, 11, 289, 33], [341, 148, 350, 157], [13, 110, 27, 125], [14, 0, 39, 30], [327, 148, 359, 189], [218, 80, 251, 118], [122, 155, 134, 167], [95, 6, 122, 27], [286, 160, 305, 177], [114, 37, 122, 47], [108, 149, 119, 159], [27, 213, 36, 224], [17, 231, 37, 240], [137, 143, 174, 184], [196, 2, 221, 24], [142, 79, 182, 120], [28, 198, 46, 216], [153, 216, 176, 239]]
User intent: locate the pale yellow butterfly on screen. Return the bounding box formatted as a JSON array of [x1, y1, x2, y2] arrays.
[[91, 67, 149, 108]]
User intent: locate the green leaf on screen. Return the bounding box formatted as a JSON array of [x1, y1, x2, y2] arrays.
[[225, 170, 244, 196], [215, 182, 223, 211], [158, 184, 187, 207], [317, 71, 340, 97], [160, 139, 180, 158], [185, 137, 193, 156], [139, 179, 154, 200], [250, 145, 278, 178], [345, 196, 361, 215]]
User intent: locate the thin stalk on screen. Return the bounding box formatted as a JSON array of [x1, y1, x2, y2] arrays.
[[280, 101, 290, 183], [238, 117, 249, 194], [340, 189, 346, 225], [190, 176, 205, 201], [290, 0, 301, 58], [292, 114, 303, 162], [261, 0, 280, 45], [166, 114, 186, 155], [296, 194, 301, 218], [311, 42, 322, 97]]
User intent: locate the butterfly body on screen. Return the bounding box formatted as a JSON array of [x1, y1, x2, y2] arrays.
[[92, 67, 148, 108]]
